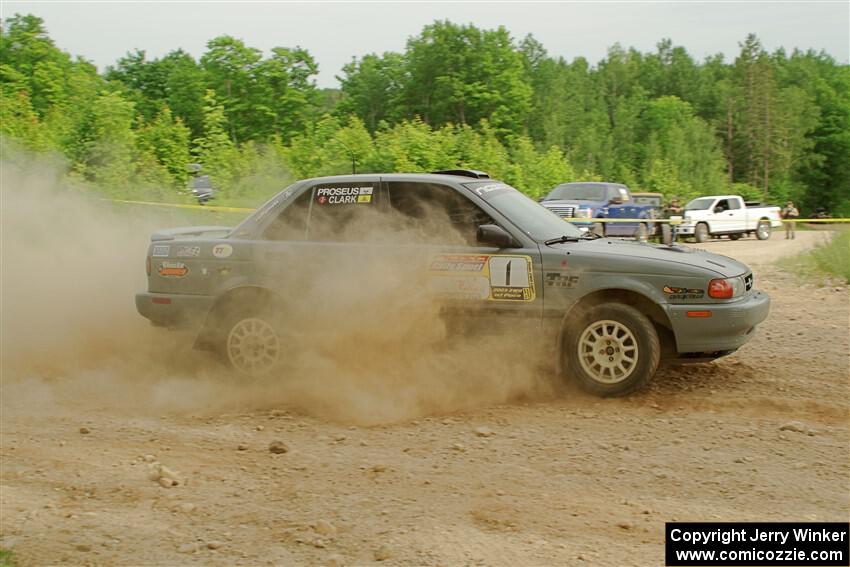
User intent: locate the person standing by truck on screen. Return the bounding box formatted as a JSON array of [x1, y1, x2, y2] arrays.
[[661, 196, 684, 244], [781, 200, 799, 239]]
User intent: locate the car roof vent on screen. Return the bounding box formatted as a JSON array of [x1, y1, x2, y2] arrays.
[[431, 169, 490, 179]]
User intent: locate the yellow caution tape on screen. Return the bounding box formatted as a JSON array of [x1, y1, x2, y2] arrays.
[[565, 218, 850, 223], [106, 198, 254, 213], [105, 198, 850, 223]]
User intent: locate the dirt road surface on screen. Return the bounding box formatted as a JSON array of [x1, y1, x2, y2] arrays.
[[2, 230, 848, 566]]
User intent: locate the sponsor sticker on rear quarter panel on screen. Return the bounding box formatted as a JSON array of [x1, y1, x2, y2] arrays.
[[175, 245, 201, 258], [212, 244, 233, 258], [152, 245, 170, 257], [158, 261, 189, 278]]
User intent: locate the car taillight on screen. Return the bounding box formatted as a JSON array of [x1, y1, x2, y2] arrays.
[[146, 256, 151, 276], [708, 278, 734, 299]]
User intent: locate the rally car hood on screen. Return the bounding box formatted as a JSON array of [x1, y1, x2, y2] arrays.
[[550, 238, 749, 278]]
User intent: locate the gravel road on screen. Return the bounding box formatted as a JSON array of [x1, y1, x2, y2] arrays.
[[2, 230, 847, 566]]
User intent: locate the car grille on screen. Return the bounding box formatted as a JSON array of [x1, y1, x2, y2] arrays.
[[744, 273, 753, 291], [545, 205, 575, 218]]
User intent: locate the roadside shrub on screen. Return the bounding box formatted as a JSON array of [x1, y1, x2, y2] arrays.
[[811, 228, 850, 284]]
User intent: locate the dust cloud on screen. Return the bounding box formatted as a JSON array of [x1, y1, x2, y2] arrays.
[[1, 153, 556, 425]]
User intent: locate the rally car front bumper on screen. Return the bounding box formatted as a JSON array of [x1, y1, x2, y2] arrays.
[[664, 290, 770, 354]]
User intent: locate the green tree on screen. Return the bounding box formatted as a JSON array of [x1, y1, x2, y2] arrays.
[[253, 46, 320, 141], [337, 52, 406, 131], [200, 35, 262, 143], [371, 117, 458, 173], [0, 89, 53, 151], [403, 21, 532, 135], [67, 91, 139, 191], [193, 89, 239, 191], [776, 50, 850, 213], [507, 137, 577, 198], [137, 106, 192, 185], [639, 96, 726, 195]]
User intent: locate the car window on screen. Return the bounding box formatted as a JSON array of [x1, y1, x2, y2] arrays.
[[726, 198, 741, 210], [262, 187, 312, 240], [685, 197, 714, 211], [386, 181, 494, 245], [613, 187, 630, 202], [307, 182, 381, 241], [547, 183, 605, 201], [634, 196, 661, 206]]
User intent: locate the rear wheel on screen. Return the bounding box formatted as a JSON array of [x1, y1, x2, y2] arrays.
[[225, 316, 282, 376], [564, 303, 660, 397], [694, 222, 709, 243], [208, 296, 285, 377], [756, 220, 771, 240]]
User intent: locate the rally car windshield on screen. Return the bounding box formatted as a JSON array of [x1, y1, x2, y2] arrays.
[[464, 182, 582, 241]]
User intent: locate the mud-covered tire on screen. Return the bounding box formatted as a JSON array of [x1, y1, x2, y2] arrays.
[[694, 222, 709, 243], [729, 233, 742, 241], [636, 222, 648, 242], [756, 220, 771, 240], [216, 303, 284, 377], [564, 303, 660, 397]]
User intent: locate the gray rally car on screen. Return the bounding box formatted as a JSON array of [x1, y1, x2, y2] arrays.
[[136, 170, 770, 396]]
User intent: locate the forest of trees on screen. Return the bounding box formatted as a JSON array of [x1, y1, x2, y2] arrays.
[[2, 15, 848, 213]]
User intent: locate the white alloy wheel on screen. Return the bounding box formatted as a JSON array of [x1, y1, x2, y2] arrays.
[[226, 317, 281, 376], [577, 319, 639, 384]]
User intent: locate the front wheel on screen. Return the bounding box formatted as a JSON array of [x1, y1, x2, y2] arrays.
[[694, 222, 709, 243], [756, 220, 771, 240], [592, 221, 606, 237], [636, 222, 648, 242], [563, 303, 660, 396]]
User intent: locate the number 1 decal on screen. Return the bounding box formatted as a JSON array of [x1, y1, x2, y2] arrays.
[[428, 254, 536, 302], [487, 256, 535, 301]]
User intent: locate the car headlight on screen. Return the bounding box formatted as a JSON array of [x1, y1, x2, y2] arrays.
[[574, 208, 591, 218], [708, 276, 746, 299]]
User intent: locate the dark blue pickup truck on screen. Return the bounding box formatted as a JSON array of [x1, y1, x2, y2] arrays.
[[540, 182, 657, 240]]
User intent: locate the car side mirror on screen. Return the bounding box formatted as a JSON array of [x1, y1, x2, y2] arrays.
[[477, 224, 519, 248], [609, 197, 623, 205], [714, 206, 725, 213]]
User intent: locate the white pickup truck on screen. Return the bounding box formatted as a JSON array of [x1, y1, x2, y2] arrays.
[[676, 195, 782, 243]]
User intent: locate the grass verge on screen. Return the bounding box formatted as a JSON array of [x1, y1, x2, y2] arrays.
[[778, 228, 850, 284], [0, 549, 16, 567]]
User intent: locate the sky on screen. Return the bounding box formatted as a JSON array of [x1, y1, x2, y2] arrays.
[[2, 1, 848, 88]]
